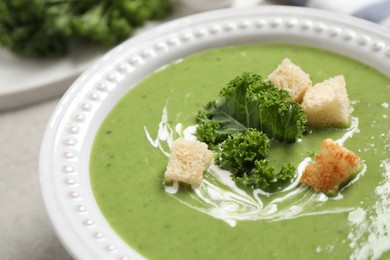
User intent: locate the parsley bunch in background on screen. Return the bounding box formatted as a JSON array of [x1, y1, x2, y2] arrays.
[[0, 0, 172, 58]]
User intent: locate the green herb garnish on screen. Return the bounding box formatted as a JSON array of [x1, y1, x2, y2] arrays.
[[196, 72, 307, 191]]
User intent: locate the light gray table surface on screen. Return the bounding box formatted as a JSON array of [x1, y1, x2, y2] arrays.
[[0, 1, 277, 259], [0, 99, 72, 259]]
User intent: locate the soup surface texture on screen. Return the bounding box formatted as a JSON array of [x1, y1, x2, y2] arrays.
[[90, 44, 390, 259]]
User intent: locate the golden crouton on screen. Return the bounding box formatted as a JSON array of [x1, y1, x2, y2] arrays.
[[164, 138, 213, 186], [268, 58, 312, 102], [301, 75, 350, 128], [300, 138, 361, 196]]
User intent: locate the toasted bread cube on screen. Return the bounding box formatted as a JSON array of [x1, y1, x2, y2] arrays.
[[301, 75, 350, 128], [300, 138, 361, 195], [268, 58, 312, 102], [164, 138, 213, 186]]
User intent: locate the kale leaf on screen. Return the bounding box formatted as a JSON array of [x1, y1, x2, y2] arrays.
[[216, 129, 296, 191], [235, 160, 296, 191], [216, 128, 271, 176], [196, 72, 307, 144], [196, 72, 306, 191]]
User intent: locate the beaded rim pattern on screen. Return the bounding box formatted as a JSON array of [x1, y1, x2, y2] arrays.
[[40, 6, 390, 260]]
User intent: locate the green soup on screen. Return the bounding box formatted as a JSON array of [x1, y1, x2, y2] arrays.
[[90, 44, 390, 259]]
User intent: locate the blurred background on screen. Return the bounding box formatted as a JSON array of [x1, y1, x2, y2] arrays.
[[0, 0, 388, 259]]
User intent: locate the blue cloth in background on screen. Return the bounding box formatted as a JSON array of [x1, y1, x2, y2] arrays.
[[353, 1, 390, 24], [287, 0, 390, 27]]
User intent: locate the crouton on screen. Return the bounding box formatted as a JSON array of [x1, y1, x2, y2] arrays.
[[300, 138, 361, 196], [164, 138, 213, 186], [301, 75, 350, 128], [268, 58, 312, 102]]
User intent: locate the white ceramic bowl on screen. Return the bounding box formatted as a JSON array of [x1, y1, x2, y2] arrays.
[[40, 6, 390, 260]]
